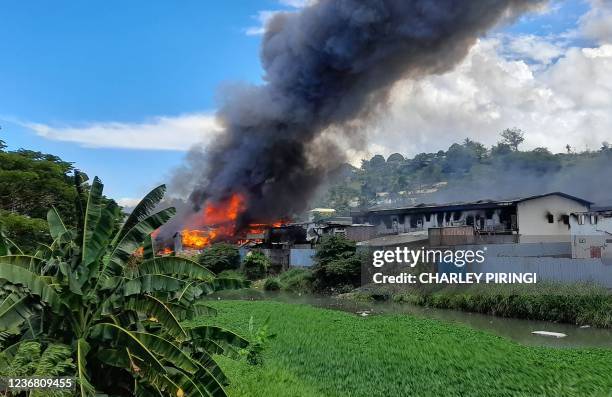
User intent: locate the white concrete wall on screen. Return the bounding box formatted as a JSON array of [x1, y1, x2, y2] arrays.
[[570, 213, 612, 259], [517, 195, 589, 242]]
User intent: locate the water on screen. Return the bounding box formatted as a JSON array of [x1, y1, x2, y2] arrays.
[[211, 289, 612, 349]]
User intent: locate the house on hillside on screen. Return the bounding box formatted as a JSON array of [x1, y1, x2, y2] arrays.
[[351, 192, 592, 243]]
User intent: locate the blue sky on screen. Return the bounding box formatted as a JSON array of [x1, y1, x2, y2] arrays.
[[1, 0, 608, 203]]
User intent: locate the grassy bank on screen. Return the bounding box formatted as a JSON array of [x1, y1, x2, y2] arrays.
[[188, 300, 612, 396], [346, 282, 612, 328]]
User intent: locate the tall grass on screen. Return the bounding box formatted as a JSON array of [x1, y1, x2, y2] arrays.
[[392, 282, 612, 327]]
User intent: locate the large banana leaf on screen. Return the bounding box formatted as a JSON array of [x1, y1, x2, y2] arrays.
[[0, 255, 44, 273], [142, 235, 155, 261], [0, 263, 61, 312], [103, 208, 176, 279], [76, 338, 95, 397], [125, 295, 186, 339], [132, 332, 198, 373], [47, 207, 68, 241], [83, 201, 120, 276], [177, 278, 249, 303], [135, 256, 215, 280], [113, 185, 166, 245], [0, 293, 33, 330], [90, 323, 166, 373], [124, 275, 184, 296], [81, 177, 105, 268], [187, 326, 249, 350]]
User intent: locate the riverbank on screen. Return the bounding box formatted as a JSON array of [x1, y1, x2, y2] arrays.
[[260, 268, 612, 328], [189, 300, 612, 396], [344, 282, 612, 328]]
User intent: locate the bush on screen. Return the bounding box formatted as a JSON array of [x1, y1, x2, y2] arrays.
[[279, 268, 314, 292], [313, 235, 362, 291], [199, 242, 241, 274], [263, 278, 281, 291], [243, 251, 270, 280]]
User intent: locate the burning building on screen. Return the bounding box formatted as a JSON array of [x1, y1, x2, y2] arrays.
[[161, 0, 547, 245]]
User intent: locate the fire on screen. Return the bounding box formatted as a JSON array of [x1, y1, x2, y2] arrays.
[[179, 193, 286, 250], [159, 247, 173, 255], [181, 229, 218, 249], [181, 193, 245, 249]]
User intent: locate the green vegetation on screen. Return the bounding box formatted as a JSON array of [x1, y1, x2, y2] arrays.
[[243, 252, 270, 281], [0, 141, 118, 252], [263, 278, 281, 291], [0, 175, 250, 396], [192, 300, 612, 396], [315, 130, 612, 213], [313, 235, 362, 292], [277, 268, 313, 292], [391, 282, 612, 328], [0, 340, 74, 383], [0, 210, 49, 253], [261, 269, 313, 292], [200, 242, 241, 274]]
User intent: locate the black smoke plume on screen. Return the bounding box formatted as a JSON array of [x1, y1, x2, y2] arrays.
[[181, 0, 546, 229]]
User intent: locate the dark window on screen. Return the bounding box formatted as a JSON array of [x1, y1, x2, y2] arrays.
[[547, 213, 554, 223], [425, 213, 431, 222], [562, 215, 569, 225]]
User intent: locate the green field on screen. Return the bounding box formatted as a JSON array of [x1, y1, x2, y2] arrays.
[[188, 301, 612, 397]]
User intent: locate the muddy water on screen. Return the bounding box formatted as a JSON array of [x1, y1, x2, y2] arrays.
[[211, 289, 612, 349]]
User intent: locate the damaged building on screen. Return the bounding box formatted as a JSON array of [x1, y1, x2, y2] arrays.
[[351, 192, 592, 243]]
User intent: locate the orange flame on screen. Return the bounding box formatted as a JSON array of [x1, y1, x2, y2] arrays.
[[180, 193, 287, 250], [181, 193, 245, 249], [159, 247, 173, 255]]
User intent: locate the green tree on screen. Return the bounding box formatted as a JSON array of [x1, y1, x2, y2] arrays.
[[243, 252, 269, 280], [500, 127, 525, 151], [313, 235, 361, 291], [0, 176, 249, 396], [199, 243, 241, 274], [0, 210, 50, 253]]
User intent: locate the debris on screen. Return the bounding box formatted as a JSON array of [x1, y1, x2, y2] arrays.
[[579, 325, 591, 329], [531, 331, 567, 338]]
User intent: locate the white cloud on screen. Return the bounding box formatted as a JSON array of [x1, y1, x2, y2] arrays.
[[116, 197, 141, 209], [278, 0, 316, 8], [245, 10, 278, 36], [364, 36, 612, 158], [501, 33, 565, 64], [579, 0, 612, 43], [24, 113, 223, 151]]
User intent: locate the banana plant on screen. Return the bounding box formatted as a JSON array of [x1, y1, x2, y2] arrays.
[[0, 173, 250, 396]]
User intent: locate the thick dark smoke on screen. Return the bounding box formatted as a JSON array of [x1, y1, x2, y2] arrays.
[[181, 0, 546, 228]]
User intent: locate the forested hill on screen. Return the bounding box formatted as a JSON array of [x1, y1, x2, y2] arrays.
[[314, 130, 612, 215]]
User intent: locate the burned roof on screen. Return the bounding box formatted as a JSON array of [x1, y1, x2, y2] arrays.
[[354, 192, 592, 215]]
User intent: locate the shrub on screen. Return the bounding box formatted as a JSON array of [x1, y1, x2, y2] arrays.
[[199, 242, 241, 274], [243, 251, 270, 280], [263, 278, 281, 291], [279, 268, 314, 292], [313, 235, 362, 291]]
